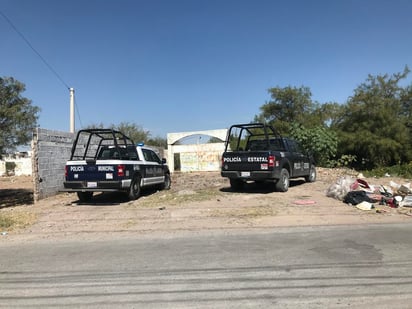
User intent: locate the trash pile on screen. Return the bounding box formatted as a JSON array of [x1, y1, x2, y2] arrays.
[[326, 174, 412, 211]]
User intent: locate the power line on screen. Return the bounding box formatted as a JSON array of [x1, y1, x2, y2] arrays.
[[1, 9, 84, 129], [0, 9, 70, 90]]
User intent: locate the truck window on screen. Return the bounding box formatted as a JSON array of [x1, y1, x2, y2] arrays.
[[247, 140, 266, 151], [127, 146, 139, 160], [97, 147, 136, 160], [269, 138, 286, 151], [286, 139, 302, 153], [142, 149, 161, 163], [99, 149, 111, 159]]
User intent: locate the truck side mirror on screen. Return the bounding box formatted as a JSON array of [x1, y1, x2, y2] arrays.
[[162, 158, 167, 164]]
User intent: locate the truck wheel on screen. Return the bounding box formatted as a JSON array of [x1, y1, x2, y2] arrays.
[[160, 173, 171, 190], [275, 168, 290, 192], [305, 165, 317, 183], [77, 191, 93, 202], [230, 178, 244, 191], [128, 175, 141, 200]]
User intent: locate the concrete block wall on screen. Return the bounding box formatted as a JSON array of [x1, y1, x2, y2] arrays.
[[32, 128, 74, 201]]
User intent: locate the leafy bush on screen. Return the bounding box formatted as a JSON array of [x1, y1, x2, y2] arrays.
[[290, 123, 337, 167], [327, 154, 357, 168], [363, 162, 412, 179]]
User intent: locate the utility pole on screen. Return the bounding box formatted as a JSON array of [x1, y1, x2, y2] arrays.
[[69, 88, 75, 133]]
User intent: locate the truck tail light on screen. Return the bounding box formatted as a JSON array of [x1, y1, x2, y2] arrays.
[[65, 166, 68, 177], [117, 165, 125, 177], [268, 155, 275, 168]]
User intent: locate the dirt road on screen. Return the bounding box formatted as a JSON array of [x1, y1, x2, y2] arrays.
[[1, 168, 411, 242]]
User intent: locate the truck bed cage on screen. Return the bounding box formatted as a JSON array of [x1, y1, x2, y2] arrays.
[[225, 123, 282, 152], [70, 129, 136, 161]]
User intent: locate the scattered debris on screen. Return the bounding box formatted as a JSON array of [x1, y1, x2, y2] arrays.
[[356, 201, 374, 211], [327, 176, 412, 214], [343, 190, 378, 205], [400, 195, 412, 207], [326, 176, 354, 201]]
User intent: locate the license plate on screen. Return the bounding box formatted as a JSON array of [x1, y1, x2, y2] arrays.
[[87, 182, 97, 188], [261, 163, 268, 170], [241, 171, 250, 177]]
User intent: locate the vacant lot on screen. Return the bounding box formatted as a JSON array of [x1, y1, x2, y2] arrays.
[[1, 168, 412, 242]]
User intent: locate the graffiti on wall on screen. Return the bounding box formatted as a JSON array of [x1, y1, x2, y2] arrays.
[[180, 151, 221, 172]]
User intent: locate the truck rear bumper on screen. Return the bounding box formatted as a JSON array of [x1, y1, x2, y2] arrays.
[[221, 170, 280, 181], [62, 180, 131, 192]]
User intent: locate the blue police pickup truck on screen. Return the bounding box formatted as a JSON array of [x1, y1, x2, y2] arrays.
[[221, 123, 316, 192], [62, 129, 171, 202]]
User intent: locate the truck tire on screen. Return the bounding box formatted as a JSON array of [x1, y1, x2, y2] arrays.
[[305, 165, 317, 183], [77, 191, 93, 202], [128, 175, 141, 200], [275, 168, 290, 192], [160, 173, 171, 190], [230, 178, 244, 191]]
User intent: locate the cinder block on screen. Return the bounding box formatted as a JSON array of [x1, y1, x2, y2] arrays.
[[33, 128, 75, 202]]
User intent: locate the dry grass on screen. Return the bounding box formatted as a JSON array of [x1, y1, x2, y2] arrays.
[[0, 210, 37, 231], [209, 205, 276, 218], [129, 188, 224, 208]]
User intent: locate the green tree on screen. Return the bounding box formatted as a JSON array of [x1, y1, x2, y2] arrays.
[[255, 85, 339, 166], [85, 121, 167, 148], [400, 83, 412, 131], [316, 102, 347, 128], [113, 122, 150, 144], [334, 67, 412, 169], [0, 77, 40, 155], [147, 136, 167, 148], [255, 86, 321, 134]]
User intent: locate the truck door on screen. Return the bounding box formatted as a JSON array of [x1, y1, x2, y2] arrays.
[[141, 148, 164, 185], [285, 139, 310, 177]]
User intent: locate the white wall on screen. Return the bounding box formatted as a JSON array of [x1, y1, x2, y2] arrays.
[[0, 161, 4, 176], [167, 129, 228, 172], [0, 157, 32, 176], [173, 143, 225, 172]]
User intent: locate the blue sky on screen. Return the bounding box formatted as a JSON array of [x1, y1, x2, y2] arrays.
[[1, 0, 411, 138]]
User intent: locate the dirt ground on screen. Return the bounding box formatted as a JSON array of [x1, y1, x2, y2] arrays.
[[1, 168, 412, 242]]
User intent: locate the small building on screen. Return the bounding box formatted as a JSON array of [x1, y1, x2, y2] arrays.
[[0, 151, 33, 176]]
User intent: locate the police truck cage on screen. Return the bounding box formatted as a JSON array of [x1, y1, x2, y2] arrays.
[[70, 129, 137, 161], [224, 123, 282, 152]]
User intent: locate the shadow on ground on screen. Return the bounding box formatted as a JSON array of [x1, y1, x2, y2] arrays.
[[0, 189, 34, 208], [71, 188, 161, 206], [220, 179, 306, 194]]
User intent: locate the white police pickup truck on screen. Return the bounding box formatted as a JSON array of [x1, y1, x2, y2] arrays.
[[62, 129, 171, 202]]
